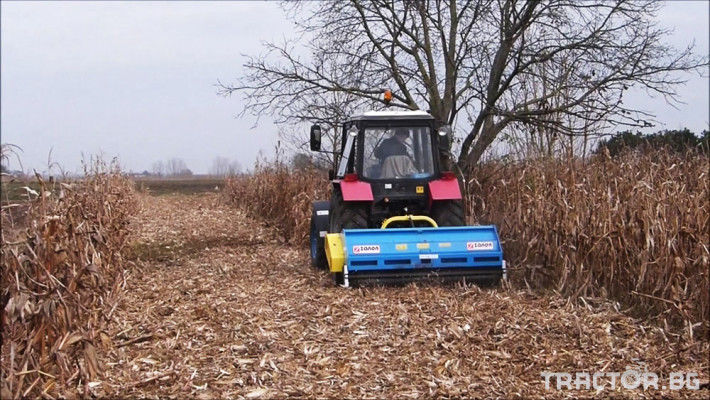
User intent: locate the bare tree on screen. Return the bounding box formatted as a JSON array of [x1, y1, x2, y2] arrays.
[[165, 158, 192, 177], [209, 156, 242, 177], [220, 0, 706, 171], [291, 153, 314, 171], [210, 156, 230, 177], [151, 160, 165, 177], [499, 54, 610, 160], [275, 90, 365, 165]]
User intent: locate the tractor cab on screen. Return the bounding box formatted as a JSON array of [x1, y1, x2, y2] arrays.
[[311, 110, 448, 181], [310, 110, 457, 227], [346, 111, 441, 181]]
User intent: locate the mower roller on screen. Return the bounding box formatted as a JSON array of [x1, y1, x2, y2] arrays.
[[308, 103, 505, 287]]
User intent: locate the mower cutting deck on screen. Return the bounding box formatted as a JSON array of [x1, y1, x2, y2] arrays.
[[324, 219, 505, 287]]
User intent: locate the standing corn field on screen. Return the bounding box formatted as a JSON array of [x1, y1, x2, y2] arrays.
[[1, 161, 137, 398], [222, 162, 329, 246], [467, 149, 709, 333]]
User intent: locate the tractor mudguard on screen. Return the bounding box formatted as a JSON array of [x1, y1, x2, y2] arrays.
[[311, 201, 330, 237], [428, 178, 462, 200], [309, 201, 330, 269], [338, 180, 374, 201]]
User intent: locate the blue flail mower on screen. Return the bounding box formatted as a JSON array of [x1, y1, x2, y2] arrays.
[[325, 220, 505, 287]]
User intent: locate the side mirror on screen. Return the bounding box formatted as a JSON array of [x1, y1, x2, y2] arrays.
[[438, 125, 452, 151], [310, 125, 322, 151]]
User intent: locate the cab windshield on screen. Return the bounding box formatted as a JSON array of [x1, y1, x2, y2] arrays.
[[361, 126, 435, 179]]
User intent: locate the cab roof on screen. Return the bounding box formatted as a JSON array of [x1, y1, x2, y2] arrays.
[[347, 110, 434, 122]]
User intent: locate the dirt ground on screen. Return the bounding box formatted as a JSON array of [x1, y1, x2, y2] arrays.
[[97, 193, 708, 399]]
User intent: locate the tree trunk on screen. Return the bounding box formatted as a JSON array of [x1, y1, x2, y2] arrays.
[[461, 116, 507, 173]]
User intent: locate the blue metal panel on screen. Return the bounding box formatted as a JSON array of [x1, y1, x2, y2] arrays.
[[342, 226, 503, 272]]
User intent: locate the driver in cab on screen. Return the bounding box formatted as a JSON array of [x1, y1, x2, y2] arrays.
[[374, 129, 415, 178], [374, 129, 409, 161]]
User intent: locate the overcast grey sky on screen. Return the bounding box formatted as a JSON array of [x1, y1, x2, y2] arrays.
[[1, 1, 708, 174]]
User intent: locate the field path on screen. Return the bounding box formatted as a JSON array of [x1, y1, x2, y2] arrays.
[[99, 193, 708, 399]]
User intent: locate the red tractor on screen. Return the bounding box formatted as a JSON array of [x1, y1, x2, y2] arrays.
[[309, 110, 504, 287]]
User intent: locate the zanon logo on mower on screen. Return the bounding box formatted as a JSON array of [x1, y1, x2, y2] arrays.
[[352, 245, 381, 254], [467, 241, 495, 251]]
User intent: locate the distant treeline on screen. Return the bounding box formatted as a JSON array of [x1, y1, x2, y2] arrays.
[[596, 128, 709, 156]]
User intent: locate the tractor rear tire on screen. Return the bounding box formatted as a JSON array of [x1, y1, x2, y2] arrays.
[[310, 212, 328, 269], [431, 200, 465, 226], [328, 191, 370, 231], [329, 190, 369, 286]]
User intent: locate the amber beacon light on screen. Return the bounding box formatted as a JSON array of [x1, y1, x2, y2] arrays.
[[383, 89, 393, 105]]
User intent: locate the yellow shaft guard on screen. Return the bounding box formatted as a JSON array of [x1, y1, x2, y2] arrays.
[[325, 233, 345, 273], [381, 215, 438, 229]]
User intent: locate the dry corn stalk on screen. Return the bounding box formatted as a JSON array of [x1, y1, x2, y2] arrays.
[[1, 159, 138, 398], [223, 163, 329, 245], [467, 149, 709, 332]]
